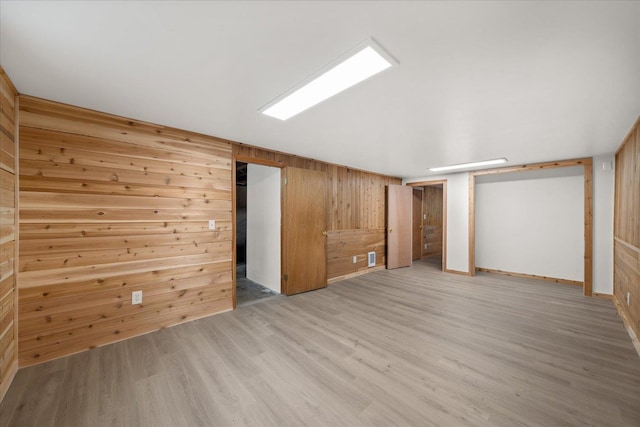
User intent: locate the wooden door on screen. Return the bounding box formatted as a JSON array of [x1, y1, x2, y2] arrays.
[[412, 188, 423, 261], [386, 184, 412, 269], [283, 167, 328, 295]]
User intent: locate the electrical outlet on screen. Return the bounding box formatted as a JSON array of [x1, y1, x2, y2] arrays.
[[423, 214, 426, 220], [132, 290, 142, 305], [352, 255, 357, 264], [424, 243, 427, 250], [627, 292, 631, 306], [208, 220, 216, 230]]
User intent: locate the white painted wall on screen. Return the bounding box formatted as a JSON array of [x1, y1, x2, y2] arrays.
[[404, 158, 614, 289], [247, 164, 281, 293], [474, 167, 584, 281], [404, 172, 470, 273], [593, 154, 615, 294]]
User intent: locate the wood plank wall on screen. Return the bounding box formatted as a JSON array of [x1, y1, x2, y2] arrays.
[[234, 144, 400, 280], [17, 96, 234, 366], [0, 67, 18, 402], [422, 186, 443, 258], [614, 117, 640, 339]]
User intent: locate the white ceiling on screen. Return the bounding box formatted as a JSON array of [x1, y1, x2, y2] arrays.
[[1, 1, 638, 178]]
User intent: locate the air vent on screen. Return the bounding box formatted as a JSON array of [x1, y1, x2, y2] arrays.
[[368, 251, 376, 267]]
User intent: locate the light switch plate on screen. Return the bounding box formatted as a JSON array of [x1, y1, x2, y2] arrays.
[[208, 220, 216, 230]]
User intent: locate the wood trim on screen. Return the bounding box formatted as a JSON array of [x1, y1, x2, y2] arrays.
[[0, 67, 18, 95], [281, 167, 288, 295], [614, 237, 640, 253], [234, 155, 284, 169], [615, 115, 640, 155], [231, 154, 282, 309], [613, 293, 640, 358], [13, 96, 19, 367], [231, 159, 237, 310], [407, 179, 447, 187], [583, 159, 593, 296], [0, 360, 17, 402], [468, 174, 475, 276], [407, 179, 447, 272], [442, 181, 448, 273], [470, 157, 592, 177], [327, 265, 385, 284], [468, 157, 593, 297], [233, 141, 399, 180], [592, 293, 614, 300], [476, 267, 583, 286], [444, 269, 473, 276]]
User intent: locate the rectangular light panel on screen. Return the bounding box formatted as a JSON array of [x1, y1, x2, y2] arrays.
[[261, 38, 397, 120], [429, 158, 508, 172]]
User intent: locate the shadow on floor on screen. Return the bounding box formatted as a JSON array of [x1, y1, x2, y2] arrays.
[[236, 263, 282, 307]]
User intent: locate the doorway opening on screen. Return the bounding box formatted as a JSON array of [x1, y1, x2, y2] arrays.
[[408, 180, 447, 272], [235, 162, 282, 307]]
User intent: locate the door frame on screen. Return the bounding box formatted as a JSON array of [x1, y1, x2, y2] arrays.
[[468, 158, 593, 296], [412, 187, 424, 261], [407, 179, 447, 272], [232, 155, 285, 309]]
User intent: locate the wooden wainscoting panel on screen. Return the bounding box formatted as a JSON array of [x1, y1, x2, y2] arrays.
[[614, 239, 640, 338], [327, 229, 386, 281], [233, 143, 400, 282], [17, 96, 234, 366]]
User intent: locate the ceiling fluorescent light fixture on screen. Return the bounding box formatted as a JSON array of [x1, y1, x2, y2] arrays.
[[429, 158, 508, 172], [260, 38, 397, 120]]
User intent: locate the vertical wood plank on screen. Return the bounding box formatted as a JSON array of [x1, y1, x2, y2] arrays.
[[583, 159, 593, 297], [231, 144, 401, 283], [0, 66, 18, 403]]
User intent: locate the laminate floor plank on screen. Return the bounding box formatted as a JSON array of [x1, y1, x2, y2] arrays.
[[2, 259, 640, 426]]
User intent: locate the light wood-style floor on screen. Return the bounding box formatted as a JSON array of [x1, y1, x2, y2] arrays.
[[2, 259, 640, 426]]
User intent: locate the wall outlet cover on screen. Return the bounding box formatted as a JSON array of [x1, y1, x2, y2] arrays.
[[208, 220, 216, 230], [132, 290, 142, 305]]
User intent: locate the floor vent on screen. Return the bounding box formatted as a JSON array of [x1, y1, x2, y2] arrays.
[[368, 251, 376, 267]]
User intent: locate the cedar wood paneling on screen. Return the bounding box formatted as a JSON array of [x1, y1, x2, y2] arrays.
[[0, 67, 18, 402], [422, 186, 443, 258], [614, 117, 640, 338], [18, 96, 234, 366], [234, 144, 400, 280], [15, 97, 400, 367]]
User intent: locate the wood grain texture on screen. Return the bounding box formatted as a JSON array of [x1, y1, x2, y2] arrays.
[[0, 66, 18, 403], [614, 117, 640, 339], [327, 229, 385, 281], [283, 167, 327, 295], [386, 185, 412, 269], [233, 144, 400, 285], [17, 96, 234, 367], [233, 144, 401, 231], [412, 188, 422, 260], [1, 260, 639, 426], [422, 186, 443, 258]]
